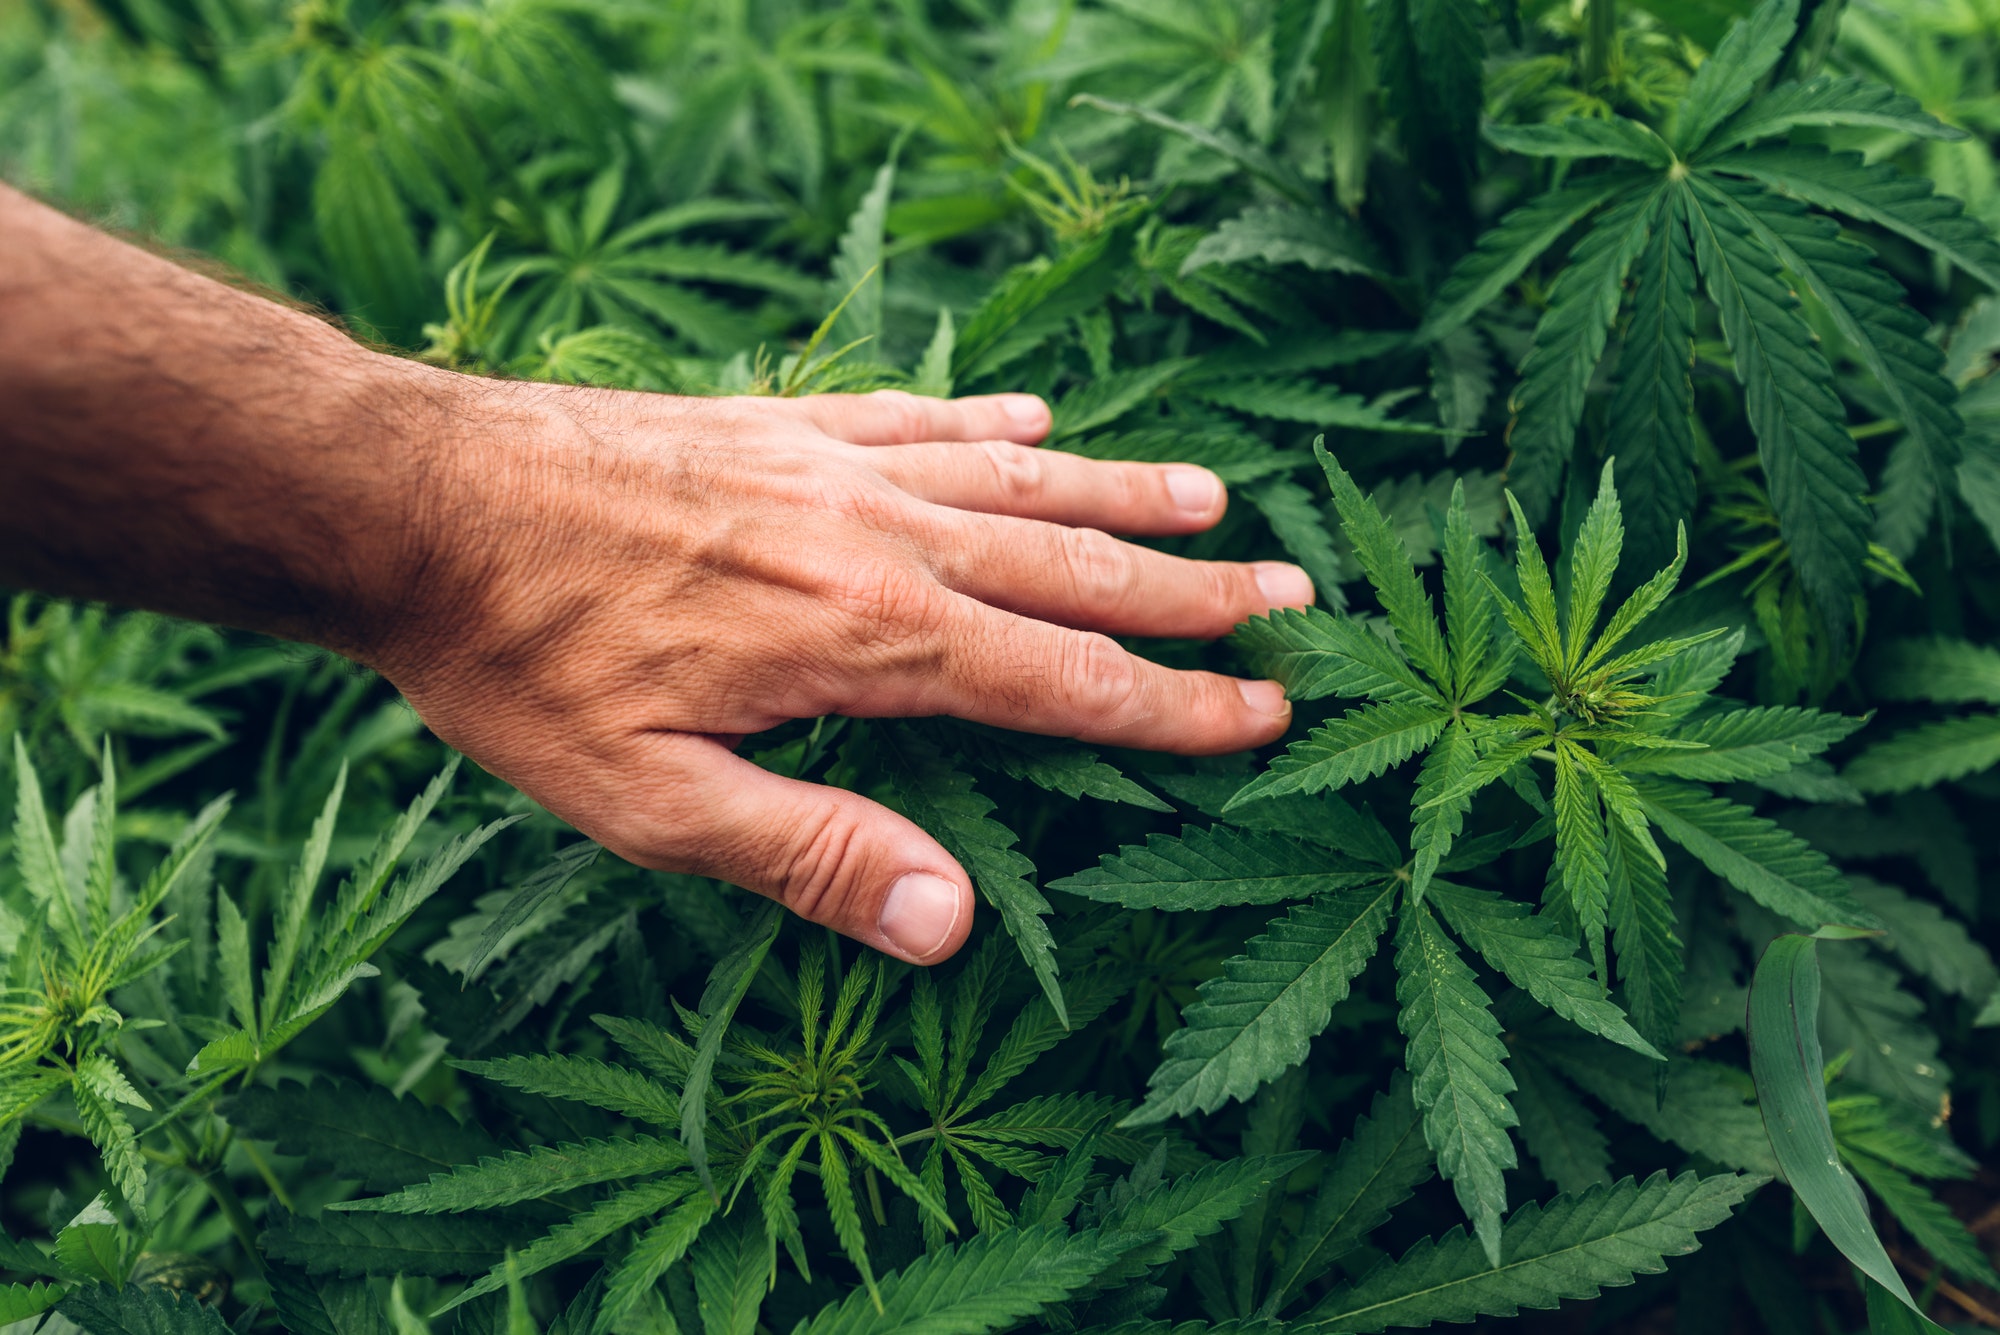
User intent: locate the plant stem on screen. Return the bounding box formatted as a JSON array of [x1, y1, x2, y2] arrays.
[[1583, 0, 1616, 90]]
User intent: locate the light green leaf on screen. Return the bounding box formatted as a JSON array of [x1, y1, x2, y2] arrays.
[[1261, 1074, 1431, 1316], [1395, 903, 1517, 1267], [1485, 116, 1671, 166], [335, 1136, 689, 1215], [1298, 1171, 1762, 1332], [1128, 882, 1398, 1124], [1634, 777, 1863, 927], [1226, 701, 1451, 808], [1674, 0, 1800, 153], [1050, 826, 1383, 912], [1430, 880, 1660, 1058]]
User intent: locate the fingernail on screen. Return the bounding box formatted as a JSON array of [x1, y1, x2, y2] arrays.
[[879, 872, 962, 962], [1002, 395, 1048, 428], [1165, 466, 1224, 516], [1238, 678, 1291, 718], [1255, 562, 1315, 608]]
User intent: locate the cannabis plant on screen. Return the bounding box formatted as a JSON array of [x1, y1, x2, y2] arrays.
[[9, 0, 2000, 1329]]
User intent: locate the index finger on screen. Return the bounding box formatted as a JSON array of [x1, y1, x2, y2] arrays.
[[791, 389, 1050, 446]]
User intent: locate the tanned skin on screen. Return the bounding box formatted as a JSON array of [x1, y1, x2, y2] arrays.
[[0, 182, 1313, 964]]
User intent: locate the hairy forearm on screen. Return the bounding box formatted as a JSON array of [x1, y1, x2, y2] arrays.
[[0, 182, 460, 655]]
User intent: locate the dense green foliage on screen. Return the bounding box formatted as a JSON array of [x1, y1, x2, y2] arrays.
[[8, 0, 2000, 1329]]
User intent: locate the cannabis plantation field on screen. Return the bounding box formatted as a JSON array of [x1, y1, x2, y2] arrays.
[[13, 0, 2000, 1330]]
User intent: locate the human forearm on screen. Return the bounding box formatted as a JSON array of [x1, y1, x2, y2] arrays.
[[0, 182, 448, 654]]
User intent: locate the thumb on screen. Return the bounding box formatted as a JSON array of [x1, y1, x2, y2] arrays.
[[593, 732, 975, 965]]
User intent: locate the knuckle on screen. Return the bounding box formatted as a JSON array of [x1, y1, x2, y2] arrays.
[[1062, 631, 1142, 727], [977, 441, 1048, 508], [827, 563, 944, 654], [867, 389, 930, 440], [773, 802, 864, 924], [1058, 528, 1135, 608]]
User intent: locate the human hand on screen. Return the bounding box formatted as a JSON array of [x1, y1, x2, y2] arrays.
[[0, 186, 1307, 965], [363, 378, 1311, 964]]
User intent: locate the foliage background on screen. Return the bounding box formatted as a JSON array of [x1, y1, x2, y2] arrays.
[[8, 0, 2000, 1331]]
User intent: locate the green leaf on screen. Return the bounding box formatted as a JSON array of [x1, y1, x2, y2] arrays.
[[830, 155, 894, 347], [1606, 816, 1684, 1058], [261, 1211, 531, 1277], [1182, 204, 1386, 278], [1674, 0, 1800, 154], [1050, 826, 1383, 912], [1227, 702, 1450, 808], [1537, 1041, 1778, 1174], [1419, 177, 1636, 342], [689, 1208, 766, 1335], [1049, 361, 1193, 442], [1128, 882, 1398, 1124], [1298, 1171, 1763, 1332], [1709, 145, 2000, 291], [940, 723, 1170, 812], [13, 735, 85, 958], [682, 902, 782, 1192], [1485, 117, 1672, 166], [457, 1053, 678, 1125], [1317, 445, 1450, 684], [1746, 933, 1919, 1316], [1817, 945, 1949, 1113], [54, 1196, 126, 1286], [1712, 173, 1965, 526], [953, 226, 1132, 382], [1230, 608, 1440, 705], [1871, 637, 2000, 704], [1609, 185, 1700, 571], [958, 965, 1131, 1114], [458, 841, 600, 984], [1634, 778, 1862, 927], [0, 1281, 65, 1326], [1847, 715, 2000, 794], [912, 307, 954, 398], [1441, 481, 1510, 703], [1069, 96, 1316, 206], [58, 1284, 233, 1335], [1506, 194, 1658, 523], [438, 1176, 696, 1314], [1621, 706, 1862, 781], [956, 1093, 1150, 1160], [335, 1136, 688, 1214], [1510, 1051, 1611, 1196], [263, 764, 347, 1023], [224, 1079, 502, 1193], [1395, 903, 1517, 1267], [1844, 1150, 2000, 1291], [1847, 877, 1998, 1001], [1704, 75, 1965, 157], [216, 890, 256, 1036], [598, 1191, 718, 1335], [1682, 176, 1870, 628], [1409, 720, 1477, 900], [1262, 1074, 1432, 1316], [879, 727, 1064, 1024], [1552, 744, 1611, 975], [1246, 477, 1344, 603], [788, 1224, 1146, 1335], [74, 1056, 148, 1226], [1094, 1153, 1317, 1281], [1430, 881, 1660, 1058], [1187, 380, 1446, 432]]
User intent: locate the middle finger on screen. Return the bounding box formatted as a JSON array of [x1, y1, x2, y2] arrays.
[[921, 506, 1314, 639]]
